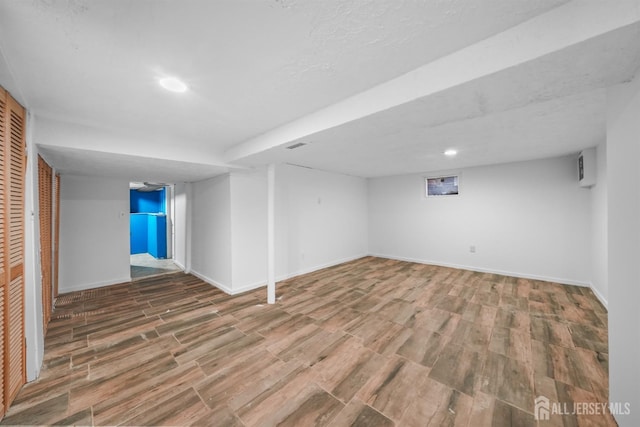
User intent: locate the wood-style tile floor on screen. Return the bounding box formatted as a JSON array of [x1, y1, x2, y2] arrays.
[[2, 257, 614, 426]]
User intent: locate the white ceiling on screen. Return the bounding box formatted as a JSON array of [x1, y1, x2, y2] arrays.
[[0, 0, 639, 181], [243, 89, 607, 177]]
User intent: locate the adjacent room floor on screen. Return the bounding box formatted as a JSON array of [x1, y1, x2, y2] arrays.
[[130, 252, 181, 280], [1, 257, 613, 426]]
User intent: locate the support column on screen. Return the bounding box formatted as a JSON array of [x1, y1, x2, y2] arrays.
[[184, 182, 192, 274], [267, 163, 276, 304]]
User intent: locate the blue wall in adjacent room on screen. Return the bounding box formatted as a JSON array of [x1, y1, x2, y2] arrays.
[[130, 214, 148, 254], [147, 214, 167, 258], [130, 214, 167, 258], [130, 188, 167, 257], [130, 188, 165, 214]]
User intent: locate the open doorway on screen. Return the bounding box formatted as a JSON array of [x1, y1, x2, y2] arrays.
[[129, 182, 181, 280]]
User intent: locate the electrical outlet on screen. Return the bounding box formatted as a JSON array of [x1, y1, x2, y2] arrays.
[[470, 245, 476, 253]]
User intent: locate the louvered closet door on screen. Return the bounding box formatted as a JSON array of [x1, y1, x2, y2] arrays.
[[38, 156, 53, 333], [3, 90, 25, 410], [0, 85, 7, 417]]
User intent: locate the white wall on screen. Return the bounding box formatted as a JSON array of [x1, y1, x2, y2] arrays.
[[186, 164, 368, 295], [190, 174, 232, 289], [606, 74, 640, 426], [173, 183, 188, 270], [275, 164, 369, 279], [58, 175, 130, 292], [230, 169, 267, 292], [369, 156, 592, 285], [590, 142, 608, 306]]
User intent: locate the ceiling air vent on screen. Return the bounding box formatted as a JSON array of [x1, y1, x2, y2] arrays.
[[286, 142, 306, 150]]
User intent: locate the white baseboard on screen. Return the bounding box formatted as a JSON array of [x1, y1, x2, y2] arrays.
[[189, 270, 234, 294], [173, 259, 186, 271], [190, 254, 368, 296], [369, 253, 592, 288], [588, 283, 609, 309], [188, 270, 267, 296], [228, 280, 268, 296], [276, 254, 369, 282]]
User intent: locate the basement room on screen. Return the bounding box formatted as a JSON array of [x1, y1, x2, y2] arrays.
[[0, 1, 639, 426]]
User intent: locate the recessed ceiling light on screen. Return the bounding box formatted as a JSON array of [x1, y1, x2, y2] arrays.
[[159, 77, 188, 93], [444, 149, 458, 157]]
